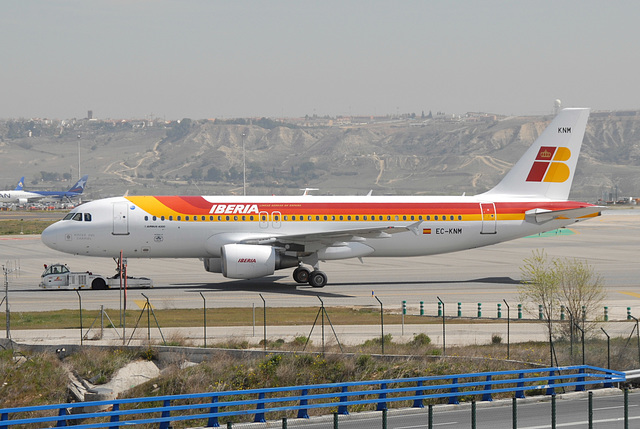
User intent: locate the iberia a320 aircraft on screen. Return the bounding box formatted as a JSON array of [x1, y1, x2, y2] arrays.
[[42, 108, 601, 288]]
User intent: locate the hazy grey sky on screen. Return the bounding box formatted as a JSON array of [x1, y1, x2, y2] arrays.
[[2, 1, 639, 120]]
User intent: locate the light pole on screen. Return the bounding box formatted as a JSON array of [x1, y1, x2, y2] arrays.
[[242, 132, 246, 196]]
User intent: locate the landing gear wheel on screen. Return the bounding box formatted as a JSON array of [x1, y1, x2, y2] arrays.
[[308, 271, 327, 288], [293, 267, 311, 284]]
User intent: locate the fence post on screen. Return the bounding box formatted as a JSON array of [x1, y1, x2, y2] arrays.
[[110, 403, 120, 426], [333, 412, 339, 429], [377, 383, 387, 411], [282, 417, 287, 429], [512, 397, 517, 429], [297, 389, 309, 418], [482, 375, 493, 401], [382, 408, 388, 429], [159, 399, 171, 429], [338, 385, 349, 415], [428, 404, 433, 429], [207, 395, 219, 428], [551, 394, 556, 429], [1, 412, 7, 429], [471, 400, 476, 429], [516, 372, 526, 399], [56, 407, 67, 427], [624, 387, 629, 429], [413, 380, 424, 408], [255, 392, 266, 422], [588, 391, 593, 429], [449, 378, 459, 404], [546, 370, 556, 396], [575, 367, 586, 392]]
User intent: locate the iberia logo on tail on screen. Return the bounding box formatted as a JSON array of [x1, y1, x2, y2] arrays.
[[526, 146, 572, 183]]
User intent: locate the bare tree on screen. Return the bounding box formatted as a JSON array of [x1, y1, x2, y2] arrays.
[[519, 250, 606, 340]]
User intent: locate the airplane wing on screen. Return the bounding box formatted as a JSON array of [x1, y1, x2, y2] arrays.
[[525, 206, 604, 224], [240, 222, 421, 249]]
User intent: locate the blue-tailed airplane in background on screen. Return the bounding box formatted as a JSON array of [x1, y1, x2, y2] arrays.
[[0, 175, 89, 205]]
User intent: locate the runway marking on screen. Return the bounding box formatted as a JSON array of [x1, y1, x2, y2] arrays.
[[618, 291, 640, 299], [133, 299, 154, 309]]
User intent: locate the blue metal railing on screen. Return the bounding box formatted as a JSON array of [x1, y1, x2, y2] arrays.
[[0, 365, 625, 428]]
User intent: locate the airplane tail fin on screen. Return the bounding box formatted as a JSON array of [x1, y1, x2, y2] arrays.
[[68, 175, 89, 194], [479, 108, 590, 200], [14, 177, 24, 191]]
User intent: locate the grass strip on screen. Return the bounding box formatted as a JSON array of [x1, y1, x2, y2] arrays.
[[3, 306, 508, 330]]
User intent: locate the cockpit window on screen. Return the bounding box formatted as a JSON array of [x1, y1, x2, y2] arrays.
[[84, 213, 92, 222], [72, 213, 83, 221], [63, 213, 75, 220]]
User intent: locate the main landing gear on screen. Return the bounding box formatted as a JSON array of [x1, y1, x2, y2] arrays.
[[293, 266, 327, 288]]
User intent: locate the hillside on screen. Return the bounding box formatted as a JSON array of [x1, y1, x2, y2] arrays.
[[1, 112, 639, 201]]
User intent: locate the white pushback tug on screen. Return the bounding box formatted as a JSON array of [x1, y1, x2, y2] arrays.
[[38, 263, 153, 290]]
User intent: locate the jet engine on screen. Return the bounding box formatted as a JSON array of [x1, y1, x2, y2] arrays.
[[220, 244, 298, 279], [18, 198, 28, 205]]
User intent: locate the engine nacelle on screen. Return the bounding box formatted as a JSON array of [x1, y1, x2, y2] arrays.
[[203, 257, 222, 273], [221, 244, 298, 279], [18, 198, 28, 205]]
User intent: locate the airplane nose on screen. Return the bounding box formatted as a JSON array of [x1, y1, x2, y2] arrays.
[[41, 223, 59, 250]]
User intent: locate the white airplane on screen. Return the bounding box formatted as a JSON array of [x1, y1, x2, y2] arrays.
[[0, 175, 89, 205], [42, 108, 601, 288]]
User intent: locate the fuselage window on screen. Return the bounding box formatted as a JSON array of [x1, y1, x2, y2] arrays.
[[210, 216, 214, 221], [152, 216, 157, 221], [427, 215, 431, 220], [72, 213, 82, 221], [418, 215, 423, 221], [186, 216, 190, 221], [226, 215, 230, 221], [434, 216, 438, 220], [144, 216, 149, 221], [177, 216, 181, 221], [308, 215, 312, 221], [262, 215, 266, 221], [339, 215, 344, 221], [450, 215, 454, 221], [347, 215, 352, 221], [161, 216, 165, 221], [458, 215, 462, 220], [275, 215, 279, 221], [169, 216, 173, 221], [217, 216, 222, 221], [355, 215, 359, 221], [242, 215, 246, 221], [234, 215, 238, 221], [324, 215, 328, 221], [249, 215, 254, 221], [292, 215, 296, 221], [395, 215, 399, 221], [402, 215, 407, 221], [411, 215, 415, 221], [315, 215, 319, 221], [201, 216, 205, 221]]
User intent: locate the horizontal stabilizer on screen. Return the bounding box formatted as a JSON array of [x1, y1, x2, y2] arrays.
[[525, 206, 604, 224]]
